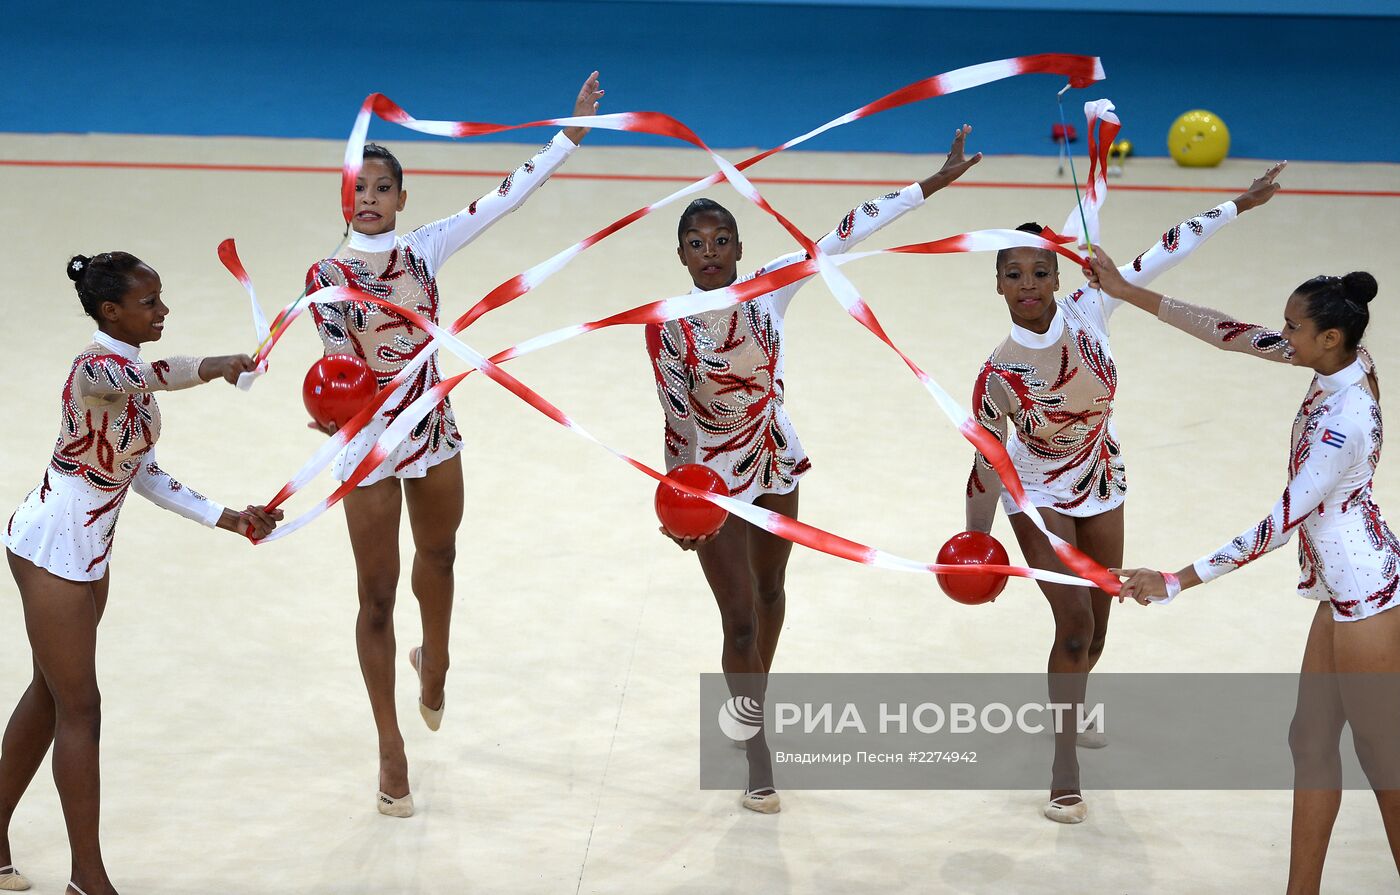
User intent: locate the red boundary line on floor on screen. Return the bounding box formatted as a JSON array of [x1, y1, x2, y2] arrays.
[[4, 157, 1397, 198]]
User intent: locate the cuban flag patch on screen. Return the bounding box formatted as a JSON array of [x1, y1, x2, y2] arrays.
[[1321, 428, 1347, 449]]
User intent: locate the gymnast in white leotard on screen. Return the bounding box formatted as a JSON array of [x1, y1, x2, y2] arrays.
[[0, 251, 279, 895], [650, 126, 985, 815], [300, 73, 604, 819], [1097, 256, 1400, 892], [963, 164, 1287, 825]]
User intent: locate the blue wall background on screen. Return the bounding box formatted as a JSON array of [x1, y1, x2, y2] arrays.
[[601, 0, 1395, 12], [8, 0, 1398, 161]]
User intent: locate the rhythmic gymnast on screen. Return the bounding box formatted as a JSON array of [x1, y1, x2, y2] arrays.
[[302, 73, 603, 817], [0, 253, 281, 895], [1091, 255, 1400, 892], [648, 125, 982, 813], [962, 166, 1284, 823]]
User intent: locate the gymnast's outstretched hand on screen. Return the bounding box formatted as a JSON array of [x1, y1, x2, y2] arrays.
[[920, 124, 983, 196], [1233, 161, 1287, 213], [1110, 567, 1166, 605], [1112, 565, 1200, 605], [200, 354, 258, 385], [217, 504, 284, 540], [563, 71, 605, 145], [241, 505, 284, 541]]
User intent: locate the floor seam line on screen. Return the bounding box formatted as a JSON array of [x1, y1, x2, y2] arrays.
[[575, 578, 648, 894]]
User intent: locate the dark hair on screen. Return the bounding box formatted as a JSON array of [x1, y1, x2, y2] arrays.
[[362, 142, 403, 188], [996, 222, 1056, 270], [1296, 271, 1379, 350], [66, 252, 146, 321], [677, 198, 738, 245]]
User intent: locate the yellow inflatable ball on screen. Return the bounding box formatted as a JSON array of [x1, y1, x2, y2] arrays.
[[1168, 110, 1230, 167]]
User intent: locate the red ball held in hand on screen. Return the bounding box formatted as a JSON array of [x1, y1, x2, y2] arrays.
[[303, 354, 377, 429], [655, 464, 729, 540], [936, 531, 1010, 605]]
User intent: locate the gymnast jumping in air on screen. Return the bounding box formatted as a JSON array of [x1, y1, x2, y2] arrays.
[[0, 253, 281, 895], [303, 73, 603, 817], [648, 125, 982, 813], [963, 165, 1284, 823], [1090, 251, 1400, 893]]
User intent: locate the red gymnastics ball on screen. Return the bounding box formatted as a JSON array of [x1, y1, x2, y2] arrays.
[[655, 464, 729, 540], [303, 354, 377, 430], [936, 531, 1011, 605]]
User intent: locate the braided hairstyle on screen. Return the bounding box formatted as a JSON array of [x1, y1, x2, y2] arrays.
[[1296, 271, 1379, 350], [66, 252, 146, 321]]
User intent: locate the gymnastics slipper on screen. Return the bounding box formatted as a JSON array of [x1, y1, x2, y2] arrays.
[[377, 790, 415, 818], [1044, 794, 1088, 824], [741, 787, 781, 814], [409, 646, 444, 732], [0, 864, 30, 891]]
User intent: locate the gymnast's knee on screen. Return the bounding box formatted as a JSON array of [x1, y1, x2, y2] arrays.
[[415, 540, 457, 574], [1289, 714, 1344, 786], [54, 687, 102, 742], [1088, 628, 1108, 659], [754, 577, 786, 609], [357, 576, 398, 628], [1055, 617, 1096, 660], [722, 614, 759, 653]]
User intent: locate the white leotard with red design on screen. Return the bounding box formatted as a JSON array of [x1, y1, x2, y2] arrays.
[[308, 132, 577, 486], [645, 183, 924, 503], [966, 202, 1241, 521], [5, 331, 223, 582], [1156, 296, 1399, 622]]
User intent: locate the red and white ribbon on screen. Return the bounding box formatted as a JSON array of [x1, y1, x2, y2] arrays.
[[319, 56, 1109, 371], [225, 225, 1088, 520], [227, 53, 1124, 594], [227, 223, 1104, 592], [1060, 99, 1121, 248], [339, 54, 1104, 225], [254, 282, 1097, 589], [243, 55, 1104, 381], [217, 239, 271, 389]]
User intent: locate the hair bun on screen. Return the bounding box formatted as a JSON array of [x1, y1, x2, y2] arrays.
[[67, 255, 90, 283], [1343, 271, 1378, 305]]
